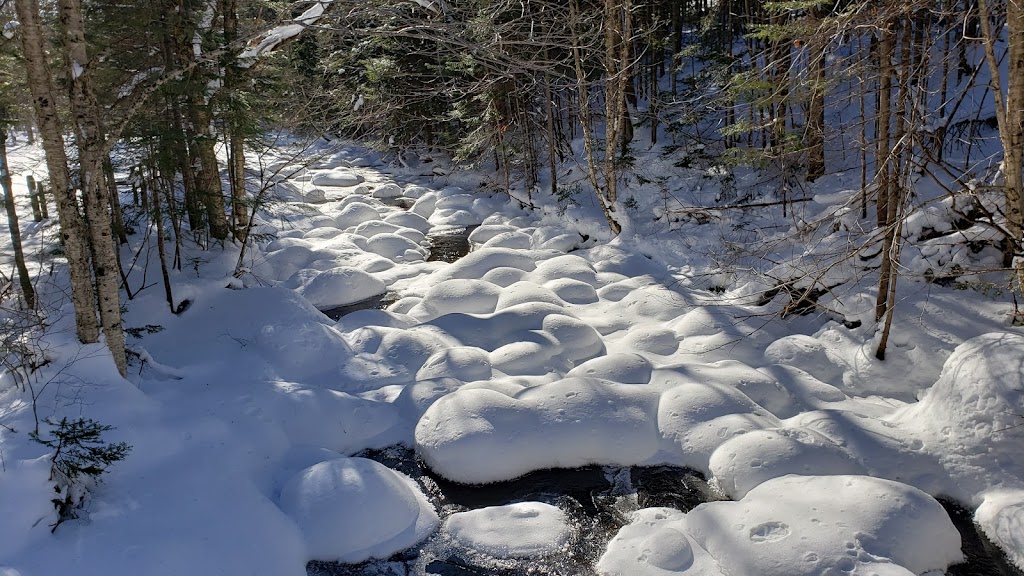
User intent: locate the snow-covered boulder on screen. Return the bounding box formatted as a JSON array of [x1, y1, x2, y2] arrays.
[[279, 458, 438, 563], [598, 508, 724, 576], [415, 377, 661, 483], [657, 382, 781, 472], [335, 203, 382, 228], [602, 475, 962, 576], [708, 428, 866, 498], [686, 475, 963, 576], [444, 502, 571, 558], [310, 168, 364, 187], [371, 182, 404, 199], [296, 267, 386, 309]]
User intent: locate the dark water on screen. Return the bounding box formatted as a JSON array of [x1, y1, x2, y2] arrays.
[[941, 498, 1024, 576], [320, 293, 397, 321], [307, 446, 719, 576], [381, 197, 416, 210], [306, 448, 1024, 576], [426, 226, 480, 263]]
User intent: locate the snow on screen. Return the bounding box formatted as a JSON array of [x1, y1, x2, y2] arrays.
[[1, 137, 1022, 576], [603, 476, 963, 576], [279, 458, 438, 562], [293, 266, 387, 309], [443, 502, 570, 558], [416, 377, 662, 484]]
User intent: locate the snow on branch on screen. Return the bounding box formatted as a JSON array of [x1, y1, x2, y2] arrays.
[[239, 0, 332, 66]]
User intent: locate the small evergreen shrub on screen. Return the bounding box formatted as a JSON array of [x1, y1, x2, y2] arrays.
[[30, 417, 131, 531]]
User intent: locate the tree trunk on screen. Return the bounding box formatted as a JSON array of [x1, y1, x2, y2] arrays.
[[188, 100, 231, 242], [806, 34, 826, 182], [13, 0, 99, 343], [58, 0, 128, 377], [222, 0, 248, 239], [874, 21, 893, 322], [36, 180, 49, 219], [0, 133, 36, 309], [27, 175, 42, 221], [103, 155, 129, 244]]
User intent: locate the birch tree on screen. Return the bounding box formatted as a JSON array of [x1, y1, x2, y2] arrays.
[[12, 0, 99, 343]]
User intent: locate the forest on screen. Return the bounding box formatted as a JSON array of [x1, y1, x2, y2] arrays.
[[0, 0, 1023, 575]]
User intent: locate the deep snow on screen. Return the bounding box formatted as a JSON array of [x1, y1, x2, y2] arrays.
[[0, 137, 1022, 575]]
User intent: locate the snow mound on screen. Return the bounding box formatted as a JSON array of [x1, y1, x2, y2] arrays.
[[544, 278, 599, 304], [482, 231, 533, 250], [371, 182, 404, 198], [976, 489, 1024, 571], [364, 233, 426, 262], [311, 168, 365, 187], [415, 377, 661, 483], [433, 247, 537, 282], [709, 428, 865, 498], [599, 508, 724, 576], [468, 224, 518, 246], [295, 266, 386, 309], [443, 502, 571, 558], [335, 203, 383, 228], [279, 458, 438, 563], [416, 347, 493, 381], [409, 279, 502, 320], [685, 475, 963, 576], [495, 281, 563, 309], [566, 353, 652, 384], [353, 220, 402, 238], [764, 334, 846, 386], [658, 382, 781, 472], [384, 211, 432, 233], [895, 332, 1024, 460]]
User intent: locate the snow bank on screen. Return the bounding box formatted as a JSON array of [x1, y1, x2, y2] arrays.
[[278, 458, 438, 563], [894, 332, 1024, 471], [443, 502, 571, 558]]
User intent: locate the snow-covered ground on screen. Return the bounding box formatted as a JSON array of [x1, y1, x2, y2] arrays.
[[1, 137, 1023, 576]]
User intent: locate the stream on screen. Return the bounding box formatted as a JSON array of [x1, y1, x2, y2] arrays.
[[305, 446, 1024, 576]]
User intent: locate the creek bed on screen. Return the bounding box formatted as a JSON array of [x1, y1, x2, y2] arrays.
[[307, 446, 720, 576], [307, 447, 1024, 576]]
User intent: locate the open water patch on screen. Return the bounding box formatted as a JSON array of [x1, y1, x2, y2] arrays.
[[320, 293, 398, 321], [426, 226, 480, 263], [306, 446, 719, 576], [940, 498, 1024, 576]]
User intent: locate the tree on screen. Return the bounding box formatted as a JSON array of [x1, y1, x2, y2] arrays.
[[0, 126, 35, 309], [13, 0, 99, 343], [57, 0, 128, 376], [978, 0, 1024, 321]]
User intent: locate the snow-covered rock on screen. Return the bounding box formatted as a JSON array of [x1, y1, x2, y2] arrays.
[[443, 502, 570, 558], [279, 458, 438, 562], [415, 377, 661, 483], [310, 168, 365, 187], [685, 475, 963, 576], [296, 266, 386, 309]]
